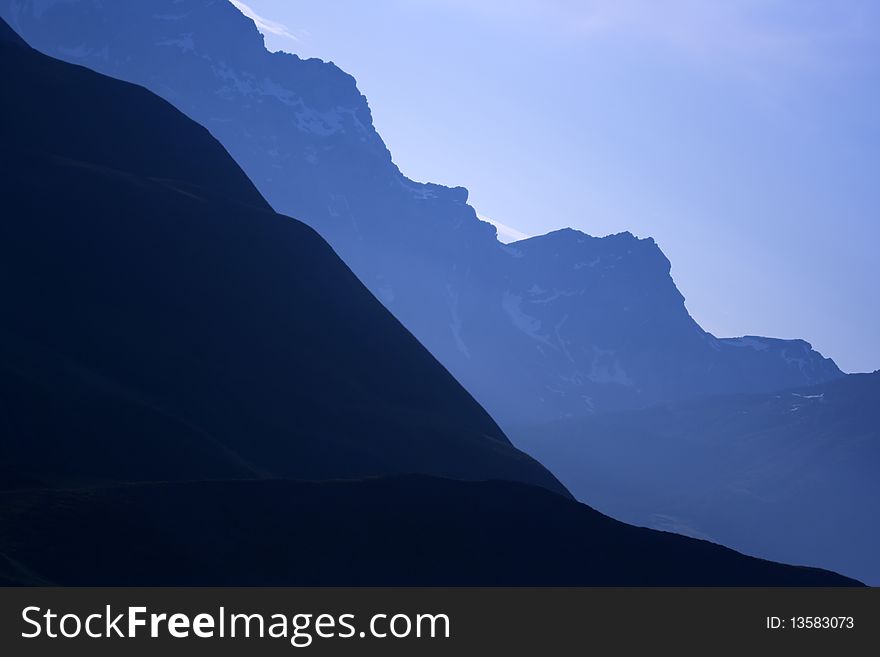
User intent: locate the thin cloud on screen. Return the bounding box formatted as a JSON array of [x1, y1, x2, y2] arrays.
[[565, 1, 830, 69], [477, 213, 531, 244], [414, 0, 874, 76], [229, 0, 298, 42]]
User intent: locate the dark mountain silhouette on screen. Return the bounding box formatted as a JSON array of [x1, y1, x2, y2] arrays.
[[0, 19, 859, 586], [0, 18, 564, 495], [0, 0, 843, 429], [0, 7, 22, 44], [0, 476, 860, 586], [515, 372, 880, 585]]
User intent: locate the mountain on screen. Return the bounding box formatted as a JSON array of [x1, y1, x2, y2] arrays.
[[0, 17, 565, 495], [0, 475, 860, 586], [0, 0, 843, 428], [514, 372, 880, 584], [0, 19, 860, 587]]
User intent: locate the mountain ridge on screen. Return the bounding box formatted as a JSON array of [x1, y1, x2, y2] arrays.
[[0, 0, 844, 428]]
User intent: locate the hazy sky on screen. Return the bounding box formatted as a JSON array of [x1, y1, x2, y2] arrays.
[[235, 0, 879, 373]]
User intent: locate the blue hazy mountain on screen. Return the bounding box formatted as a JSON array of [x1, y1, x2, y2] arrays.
[[1, 0, 843, 428], [2, 19, 861, 586], [515, 372, 880, 584]]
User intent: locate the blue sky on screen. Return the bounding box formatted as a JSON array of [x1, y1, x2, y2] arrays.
[[234, 0, 879, 373]]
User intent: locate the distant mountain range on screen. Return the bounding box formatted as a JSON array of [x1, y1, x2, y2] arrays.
[[515, 372, 880, 584], [0, 17, 858, 586], [0, 0, 844, 428]]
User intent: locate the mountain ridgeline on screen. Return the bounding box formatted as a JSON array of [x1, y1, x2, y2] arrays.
[[0, 19, 859, 586], [1, 0, 843, 428]]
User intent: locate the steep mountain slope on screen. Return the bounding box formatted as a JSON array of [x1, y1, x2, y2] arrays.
[[0, 18, 566, 495], [514, 373, 880, 584], [0, 0, 843, 427], [0, 477, 860, 586], [0, 19, 862, 587]]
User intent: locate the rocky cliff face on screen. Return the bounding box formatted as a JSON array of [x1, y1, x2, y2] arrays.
[[2, 0, 842, 426]]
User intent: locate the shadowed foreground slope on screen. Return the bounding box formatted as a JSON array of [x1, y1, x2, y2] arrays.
[[0, 477, 860, 586]]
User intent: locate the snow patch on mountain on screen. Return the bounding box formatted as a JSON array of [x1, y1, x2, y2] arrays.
[[503, 292, 552, 347]]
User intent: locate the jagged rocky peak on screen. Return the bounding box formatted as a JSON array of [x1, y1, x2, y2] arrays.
[[717, 335, 842, 380], [514, 227, 672, 270], [722, 335, 816, 351], [4, 0, 496, 249], [6, 0, 380, 142], [508, 227, 688, 318]]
